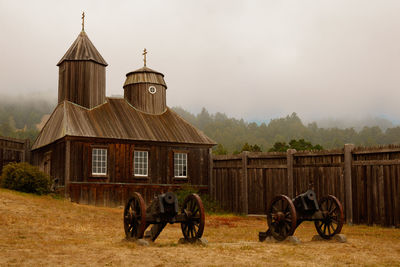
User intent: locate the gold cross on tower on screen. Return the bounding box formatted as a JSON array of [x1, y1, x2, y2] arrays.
[[82, 12, 85, 32], [143, 48, 147, 67]]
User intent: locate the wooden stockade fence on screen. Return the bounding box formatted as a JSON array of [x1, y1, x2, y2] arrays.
[[210, 144, 400, 228], [0, 136, 30, 174]]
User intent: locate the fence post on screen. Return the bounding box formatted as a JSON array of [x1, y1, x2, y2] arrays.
[[344, 144, 354, 224], [241, 151, 249, 214], [287, 149, 296, 198], [208, 148, 214, 200]]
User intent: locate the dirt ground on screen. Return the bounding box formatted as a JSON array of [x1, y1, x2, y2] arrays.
[[0, 189, 399, 266]]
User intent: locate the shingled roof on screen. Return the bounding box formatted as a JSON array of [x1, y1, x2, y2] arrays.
[[32, 98, 216, 150], [124, 66, 167, 88], [57, 31, 108, 66]]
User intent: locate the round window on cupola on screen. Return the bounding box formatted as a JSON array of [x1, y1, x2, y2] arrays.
[[148, 86, 157, 94]]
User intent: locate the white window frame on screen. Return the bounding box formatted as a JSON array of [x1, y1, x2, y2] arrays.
[[174, 152, 187, 178], [92, 148, 107, 176], [134, 151, 148, 177]]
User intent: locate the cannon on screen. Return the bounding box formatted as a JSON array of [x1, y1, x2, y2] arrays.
[[123, 192, 205, 242], [259, 190, 344, 241]]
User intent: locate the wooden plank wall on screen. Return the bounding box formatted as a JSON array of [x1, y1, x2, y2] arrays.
[[211, 145, 400, 228], [31, 141, 66, 184], [58, 61, 106, 109], [68, 140, 209, 187], [69, 182, 208, 207], [351, 147, 400, 227], [247, 153, 288, 214], [0, 136, 30, 174], [293, 151, 345, 215], [211, 155, 242, 213], [124, 83, 166, 114], [65, 139, 210, 206]]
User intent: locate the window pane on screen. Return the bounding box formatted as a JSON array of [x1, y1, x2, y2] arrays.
[[92, 148, 107, 175], [174, 153, 187, 178], [134, 151, 148, 176]]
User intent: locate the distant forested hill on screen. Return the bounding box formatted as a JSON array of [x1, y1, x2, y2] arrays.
[[1, 96, 399, 152], [0, 96, 55, 141], [172, 107, 400, 153]]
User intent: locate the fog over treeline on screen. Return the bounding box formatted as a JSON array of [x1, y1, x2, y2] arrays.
[[1, 95, 400, 152], [1, 1, 400, 126]]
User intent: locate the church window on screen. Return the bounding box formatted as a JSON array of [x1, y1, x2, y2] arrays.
[[134, 151, 148, 176], [92, 148, 107, 175], [174, 153, 187, 178]]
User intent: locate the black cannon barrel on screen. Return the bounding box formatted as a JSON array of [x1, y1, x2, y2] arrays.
[[293, 189, 319, 212], [158, 192, 179, 214], [163, 192, 176, 205]]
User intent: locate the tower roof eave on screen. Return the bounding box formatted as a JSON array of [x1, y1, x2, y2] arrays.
[[57, 31, 108, 66]]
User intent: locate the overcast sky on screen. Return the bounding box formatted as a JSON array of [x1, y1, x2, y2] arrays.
[[0, 0, 399, 123]]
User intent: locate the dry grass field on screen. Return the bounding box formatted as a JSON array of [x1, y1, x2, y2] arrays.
[[1, 188, 399, 266]]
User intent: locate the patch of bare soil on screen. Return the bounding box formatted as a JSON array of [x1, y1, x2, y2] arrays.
[[1, 189, 399, 266]]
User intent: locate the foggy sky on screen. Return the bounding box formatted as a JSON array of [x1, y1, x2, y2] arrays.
[[1, 0, 399, 123]]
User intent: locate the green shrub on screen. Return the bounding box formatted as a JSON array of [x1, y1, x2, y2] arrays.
[[0, 162, 52, 195], [174, 184, 199, 206], [200, 194, 226, 214], [174, 184, 225, 214]]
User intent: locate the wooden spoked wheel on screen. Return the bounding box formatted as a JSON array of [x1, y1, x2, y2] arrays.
[[124, 192, 147, 239], [314, 195, 344, 239], [267, 195, 297, 241], [180, 193, 205, 239]]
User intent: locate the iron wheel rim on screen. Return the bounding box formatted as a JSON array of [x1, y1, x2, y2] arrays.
[[123, 192, 146, 239], [314, 195, 344, 239], [267, 195, 297, 241], [180, 193, 205, 239]]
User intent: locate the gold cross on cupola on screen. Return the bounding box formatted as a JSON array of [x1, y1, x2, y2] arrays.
[[143, 48, 147, 67], [82, 12, 85, 32]]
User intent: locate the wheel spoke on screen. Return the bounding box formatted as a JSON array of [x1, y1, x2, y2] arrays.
[[278, 224, 284, 237], [331, 223, 337, 232], [282, 224, 287, 236], [192, 207, 199, 215], [329, 200, 334, 213], [190, 225, 195, 238], [285, 217, 292, 223], [329, 208, 338, 216]]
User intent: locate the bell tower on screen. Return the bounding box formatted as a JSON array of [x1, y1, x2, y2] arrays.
[[57, 13, 108, 109], [123, 49, 167, 114]]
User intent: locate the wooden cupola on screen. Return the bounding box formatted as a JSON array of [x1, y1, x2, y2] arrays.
[[123, 49, 167, 114], [57, 14, 108, 109]]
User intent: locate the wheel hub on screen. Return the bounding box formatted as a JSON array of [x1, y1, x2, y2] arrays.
[[273, 211, 285, 222]]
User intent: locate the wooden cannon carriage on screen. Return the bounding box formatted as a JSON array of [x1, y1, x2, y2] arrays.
[[259, 190, 344, 241], [124, 192, 205, 242]]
